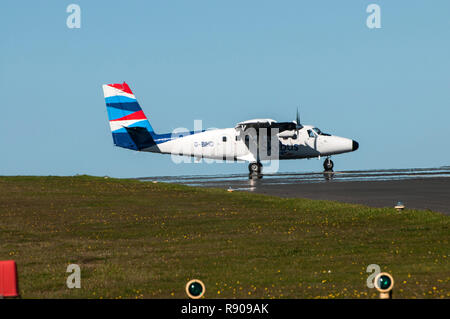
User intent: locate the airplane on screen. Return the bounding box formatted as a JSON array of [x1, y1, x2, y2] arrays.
[[102, 82, 359, 175]]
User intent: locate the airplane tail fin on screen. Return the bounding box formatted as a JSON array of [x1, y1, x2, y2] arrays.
[[102, 82, 156, 151]]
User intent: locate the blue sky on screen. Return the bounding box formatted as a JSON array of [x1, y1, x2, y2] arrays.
[[1, 1, 449, 177]]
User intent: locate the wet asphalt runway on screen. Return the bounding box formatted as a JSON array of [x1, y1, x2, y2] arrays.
[[140, 167, 450, 215]]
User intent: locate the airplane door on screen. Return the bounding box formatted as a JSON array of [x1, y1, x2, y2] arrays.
[[306, 129, 317, 151], [240, 130, 258, 158], [258, 127, 272, 161], [234, 133, 247, 158]]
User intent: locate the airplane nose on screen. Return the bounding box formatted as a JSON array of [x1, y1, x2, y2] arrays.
[[352, 140, 359, 151]]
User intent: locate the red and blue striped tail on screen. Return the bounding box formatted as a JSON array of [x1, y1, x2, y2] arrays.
[[102, 82, 155, 150]]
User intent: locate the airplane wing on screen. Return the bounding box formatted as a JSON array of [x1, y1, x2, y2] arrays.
[[235, 119, 297, 132], [235, 119, 277, 131]]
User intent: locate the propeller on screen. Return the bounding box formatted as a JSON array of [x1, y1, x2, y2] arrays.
[[295, 108, 303, 130]]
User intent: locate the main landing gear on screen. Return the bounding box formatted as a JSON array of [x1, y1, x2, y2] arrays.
[[248, 162, 262, 177], [323, 157, 334, 172]]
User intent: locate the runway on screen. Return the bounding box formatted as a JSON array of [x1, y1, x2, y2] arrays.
[[139, 167, 450, 215]]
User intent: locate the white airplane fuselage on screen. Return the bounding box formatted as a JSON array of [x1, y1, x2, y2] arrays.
[[144, 124, 357, 163], [102, 82, 359, 173]]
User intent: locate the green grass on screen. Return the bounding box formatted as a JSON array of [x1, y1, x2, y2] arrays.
[[0, 175, 448, 299]]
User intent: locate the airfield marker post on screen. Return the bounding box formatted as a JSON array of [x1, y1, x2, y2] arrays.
[[0, 260, 19, 298], [395, 201, 405, 212]]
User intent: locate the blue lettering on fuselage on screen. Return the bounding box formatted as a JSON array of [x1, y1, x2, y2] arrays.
[[279, 143, 299, 152]]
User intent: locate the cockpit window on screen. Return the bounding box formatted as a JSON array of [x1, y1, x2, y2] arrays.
[[312, 127, 331, 136], [307, 129, 316, 138], [313, 127, 322, 135]]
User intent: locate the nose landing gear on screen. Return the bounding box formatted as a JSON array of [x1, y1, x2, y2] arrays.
[[248, 162, 262, 177], [323, 157, 334, 172]]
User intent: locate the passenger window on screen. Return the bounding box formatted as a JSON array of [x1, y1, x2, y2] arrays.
[[223, 136, 227, 142]]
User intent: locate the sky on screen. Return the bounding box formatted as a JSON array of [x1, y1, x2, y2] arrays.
[[1, 0, 449, 178]]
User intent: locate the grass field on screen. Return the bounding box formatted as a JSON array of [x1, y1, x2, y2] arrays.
[[0, 175, 448, 299]]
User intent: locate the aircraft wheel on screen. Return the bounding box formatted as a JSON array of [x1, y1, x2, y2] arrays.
[[249, 162, 261, 174], [323, 158, 334, 171]]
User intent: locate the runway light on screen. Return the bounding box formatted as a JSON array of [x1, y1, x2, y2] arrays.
[[185, 279, 205, 299], [394, 201, 405, 211], [227, 187, 234, 192], [378, 275, 391, 290], [374, 272, 394, 299]]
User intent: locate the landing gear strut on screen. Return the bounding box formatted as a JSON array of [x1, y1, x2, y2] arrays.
[[323, 158, 334, 172], [249, 162, 262, 175]]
